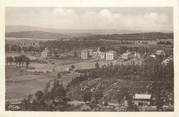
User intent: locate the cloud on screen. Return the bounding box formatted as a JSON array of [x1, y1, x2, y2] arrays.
[[6, 8, 172, 31], [53, 8, 76, 16]]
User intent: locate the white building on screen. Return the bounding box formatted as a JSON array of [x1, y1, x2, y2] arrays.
[[133, 94, 151, 106], [155, 50, 166, 56], [88, 49, 93, 56], [105, 51, 117, 60], [81, 48, 118, 60], [41, 47, 50, 58], [134, 52, 141, 59], [121, 51, 131, 60], [162, 56, 173, 65], [81, 50, 89, 59], [91, 48, 106, 60], [150, 54, 156, 58]]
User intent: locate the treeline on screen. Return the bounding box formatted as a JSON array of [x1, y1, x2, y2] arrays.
[[157, 41, 173, 45], [41, 40, 107, 52], [86, 32, 173, 40], [41, 39, 172, 54]]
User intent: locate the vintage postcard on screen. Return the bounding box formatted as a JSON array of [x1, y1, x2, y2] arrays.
[[0, 0, 179, 116]]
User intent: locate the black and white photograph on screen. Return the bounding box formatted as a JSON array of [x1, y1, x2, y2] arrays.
[[5, 7, 174, 111]]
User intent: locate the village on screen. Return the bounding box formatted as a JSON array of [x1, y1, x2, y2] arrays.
[[5, 35, 174, 111]]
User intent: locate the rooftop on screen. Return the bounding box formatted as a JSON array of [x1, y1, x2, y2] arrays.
[[133, 94, 151, 100]]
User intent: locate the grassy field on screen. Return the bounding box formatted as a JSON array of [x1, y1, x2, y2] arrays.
[[6, 66, 56, 101], [5, 57, 92, 102]]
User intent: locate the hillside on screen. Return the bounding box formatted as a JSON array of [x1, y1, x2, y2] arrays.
[[6, 31, 69, 39], [5, 25, 142, 34], [5, 26, 173, 40]]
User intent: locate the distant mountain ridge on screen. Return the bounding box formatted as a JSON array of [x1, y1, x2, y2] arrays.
[[7, 25, 172, 34], [5, 25, 173, 40]]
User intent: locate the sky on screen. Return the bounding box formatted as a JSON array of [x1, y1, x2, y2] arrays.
[[6, 7, 173, 32]]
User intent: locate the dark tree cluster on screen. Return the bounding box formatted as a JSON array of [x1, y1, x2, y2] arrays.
[[157, 41, 172, 45], [6, 55, 30, 68]]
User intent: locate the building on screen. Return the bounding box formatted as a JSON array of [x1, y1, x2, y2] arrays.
[[91, 51, 98, 59], [105, 51, 117, 60], [81, 50, 89, 59], [135, 39, 157, 45], [150, 54, 156, 58], [41, 47, 50, 58], [99, 52, 106, 59], [162, 56, 173, 65], [134, 52, 141, 59], [120, 51, 142, 60], [121, 51, 132, 60], [155, 50, 166, 56], [81, 48, 117, 60], [115, 58, 143, 66], [93, 48, 106, 60], [88, 49, 93, 56], [133, 94, 151, 106]]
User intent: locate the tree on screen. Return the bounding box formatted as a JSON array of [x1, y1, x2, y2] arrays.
[[94, 87, 103, 103], [25, 57, 30, 68], [74, 51, 78, 57], [95, 62, 100, 69], [71, 65, 75, 69], [57, 73, 61, 79], [100, 46, 106, 52], [53, 83, 66, 98], [6, 56, 14, 65], [35, 90, 44, 101], [83, 89, 92, 102]]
